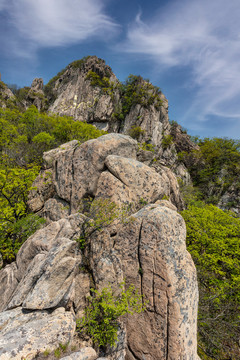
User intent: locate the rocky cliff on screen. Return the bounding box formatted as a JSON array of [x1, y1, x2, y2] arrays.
[[0, 80, 14, 108], [0, 134, 200, 360], [42, 56, 192, 187]]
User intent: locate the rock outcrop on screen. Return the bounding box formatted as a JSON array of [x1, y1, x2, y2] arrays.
[[0, 80, 14, 108], [47, 56, 120, 132], [46, 56, 170, 147], [0, 134, 200, 359], [28, 134, 184, 216]]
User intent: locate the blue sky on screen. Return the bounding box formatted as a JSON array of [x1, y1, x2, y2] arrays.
[[1, 0, 240, 139]]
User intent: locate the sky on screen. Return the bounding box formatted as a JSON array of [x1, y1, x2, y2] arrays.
[[1, 0, 240, 139]]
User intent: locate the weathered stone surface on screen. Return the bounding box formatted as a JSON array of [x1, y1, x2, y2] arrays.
[[28, 168, 55, 213], [7, 239, 78, 310], [0, 263, 18, 312], [69, 134, 137, 211], [155, 199, 177, 211], [73, 272, 91, 318], [218, 182, 240, 215], [48, 56, 120, 128], [123, 93, 170, 146], [0, 214, 85, 311], [60, 347, 97, 360], [42, 198, 70, 223], [152, 163, 185, 210], [91, 204, 199, 360], [31, 78, 44, 91], [29, 134, 138, 215], [47, 57, 171, 147], [0, 81, 15, 108], [0, 131, 201, 359], [95, 155, 170, 208], [0, 307, 75, 360], [23, 239, 77, 310]]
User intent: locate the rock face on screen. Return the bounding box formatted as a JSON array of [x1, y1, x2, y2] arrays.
[[0, 307, 75, 360], [218, 183, 240, 215], [46, 56, 170, 147], [0, 134, 200, 359], [43, 56, 195, 188], [0, 81, 14, 108], [48, 56, 120, 131], [28, 134, 184, 216]]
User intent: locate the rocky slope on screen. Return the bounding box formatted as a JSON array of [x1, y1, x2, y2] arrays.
[[0, 134, 200, 360]]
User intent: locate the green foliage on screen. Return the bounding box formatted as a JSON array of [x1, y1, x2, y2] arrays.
[[0, 213, 45, 265], [181, 204, 240, 359], [77, 198, 135, 253], [86, 70, 110, 87], [0, 106, 106, 166], [81, 197, 122, 232], [122, 75, 162, 113], [161, 134, 173, 150], [69, 56, 91, 69], [0, 106, 105, 264], [128, 126, 145, 140], [138, 142, 155, 152], [180, 137, 240, 204], [0, 81, 7, 90], [0, 161, 44, 264], [113, 75, 162, 124], [0, 163, 40, 224], [76, 282, 145, 347], [44, 69, 65, 99]]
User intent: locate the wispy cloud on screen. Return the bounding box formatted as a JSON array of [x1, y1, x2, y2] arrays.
[[122, 0, 240, 137], [0, 0, 118, 58]]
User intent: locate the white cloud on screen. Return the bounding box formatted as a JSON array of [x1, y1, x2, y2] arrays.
[[0, 0, 117, 57], [122, 0, 240, 137]]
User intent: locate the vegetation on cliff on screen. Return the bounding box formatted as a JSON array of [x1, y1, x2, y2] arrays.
[[178, 135, 240, 206], [0, 105, 106, 266]]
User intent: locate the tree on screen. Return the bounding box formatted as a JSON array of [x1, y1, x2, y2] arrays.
[[181, 204, 240, 359], [0, 162, 41, 264]]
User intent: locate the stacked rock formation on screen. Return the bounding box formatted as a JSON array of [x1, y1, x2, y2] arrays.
[[0, 134, 200, 360]]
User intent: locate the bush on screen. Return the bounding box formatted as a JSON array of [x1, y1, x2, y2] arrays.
[[76, 282, 145, 347], [128, 126, 145, 140], [0, 213, 45, 265], [181, 204, 240, 359], [0, 106, 106, 166], [161, 134, 173, 150]]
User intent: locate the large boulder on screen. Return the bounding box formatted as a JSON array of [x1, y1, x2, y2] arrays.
[[90, 204, 199, 360], [0, 307, 75, 360]]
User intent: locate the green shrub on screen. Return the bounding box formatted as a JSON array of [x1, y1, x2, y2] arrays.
[[128, 126, 145, 140], [138, 142, 155, 152], [0, 213, 45, 264], [76, 282, 145, 347], [181, 204, 240, 359], [0, 106, 106, 166], [161, 134, 173, 150]]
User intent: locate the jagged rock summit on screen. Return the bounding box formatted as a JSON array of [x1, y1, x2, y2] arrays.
[[0, 133, 200, 360], [46, 56, 170, 147]]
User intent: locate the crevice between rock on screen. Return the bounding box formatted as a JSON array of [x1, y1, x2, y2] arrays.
[[166, 290, 170, 360], [127, 343, 142, 360], [137, 220, 143, 302], [104, 161, 129, 188]]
